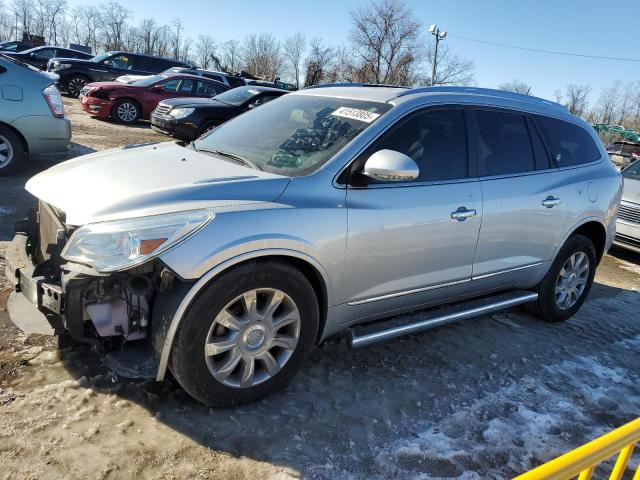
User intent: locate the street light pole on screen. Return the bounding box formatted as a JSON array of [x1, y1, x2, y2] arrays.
[[429, 24, 447, 86]]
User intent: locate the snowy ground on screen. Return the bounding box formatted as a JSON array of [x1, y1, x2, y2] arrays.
[[0, 98, 639, 479]]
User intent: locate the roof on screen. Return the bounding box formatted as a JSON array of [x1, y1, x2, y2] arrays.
[[240, 85, 290, 93], [296, 83, 573, 121]]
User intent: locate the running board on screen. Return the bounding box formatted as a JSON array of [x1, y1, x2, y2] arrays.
[[348, 290, 538, 348]]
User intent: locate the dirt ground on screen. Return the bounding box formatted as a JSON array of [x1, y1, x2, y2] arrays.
[[0, 98, 639, 479]]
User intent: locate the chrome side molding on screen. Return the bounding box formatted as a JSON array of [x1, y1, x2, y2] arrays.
[[348, 290, 538, 348]]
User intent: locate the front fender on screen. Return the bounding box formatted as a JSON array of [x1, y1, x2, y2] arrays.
[[154, 247, 333, 381]]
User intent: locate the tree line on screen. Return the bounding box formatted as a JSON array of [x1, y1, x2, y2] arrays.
[[0, 0, 474, 88], [1, 0, 638, 132]]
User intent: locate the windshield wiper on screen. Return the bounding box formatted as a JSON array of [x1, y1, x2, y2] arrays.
[[199, 149, 263, 171]]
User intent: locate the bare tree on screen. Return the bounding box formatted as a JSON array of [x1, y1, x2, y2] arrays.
[[593, 81, 622, 124], [498, 79, 532, 95], [12, 0, 33, 39], [349, 0, 420, 85], [282, 33, 305, 88], [563, 84, 591, 117], [195, 34, 216, 69], [71, 5, 100, 52], [100, 1, 130, 51], [220, 39, 242, 73], [170, 18, 183, 60], [422, 40, 474, 86], [303, 37, 334, 86], [242, 33, 282, 79], [553, 89, 563, 103]]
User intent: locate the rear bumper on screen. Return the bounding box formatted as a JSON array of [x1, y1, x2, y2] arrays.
[[150, 112, 198, 141], [79, 95, 113, 117], [11, 115, 71, 154]]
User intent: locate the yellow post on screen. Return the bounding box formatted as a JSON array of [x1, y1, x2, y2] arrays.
[[609, 443, 635, 480], [578, 466, 595, 480]]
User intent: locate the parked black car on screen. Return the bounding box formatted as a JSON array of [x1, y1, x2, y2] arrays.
[[3, 45, 93, 70], [47, 51, 196, 97], [150, 86, 288, 141], [0, 41, 35, 52]]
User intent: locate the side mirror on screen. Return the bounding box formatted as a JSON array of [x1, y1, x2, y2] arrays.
[[151, 84, 164, 92], [247, 102, 256, 109], [103, 60, 112, 66], [362, 149, 419, 182]]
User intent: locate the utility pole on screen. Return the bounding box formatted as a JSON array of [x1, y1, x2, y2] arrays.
[[428, 24, 447, 86]]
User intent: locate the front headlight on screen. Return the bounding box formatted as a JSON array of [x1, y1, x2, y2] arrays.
[[51, 63, 71, 71], [61, 210, 214, 273], [170, 108, 195, 119]]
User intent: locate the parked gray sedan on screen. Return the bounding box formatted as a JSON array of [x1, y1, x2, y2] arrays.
[[614, 160, 640, 252], [5, 85, 622, 406], [0, 53, 71, 174]]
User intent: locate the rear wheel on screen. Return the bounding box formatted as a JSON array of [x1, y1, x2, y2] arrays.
[[0, 126, 26, 175], [169, 261, 319, 406], [66, 75, 89, 97], [112, 99, 140, 124], [526, 234, 597, 322]]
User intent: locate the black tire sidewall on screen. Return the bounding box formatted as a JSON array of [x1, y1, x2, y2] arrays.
[[0, 126, 26, 175], [67, 75, 88, 97], [538, 234, 597, 321], [169, 261, 319, 407], [113, 99, 140, 124]]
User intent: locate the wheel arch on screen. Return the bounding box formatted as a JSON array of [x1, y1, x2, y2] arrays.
[[0, 120, 29, 153], [561, 218, 607, 264], [155, 249, 332, 381]]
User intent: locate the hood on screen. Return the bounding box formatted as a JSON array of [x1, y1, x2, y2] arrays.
[[622, 177, 640, 205], [26, 142, 290, 225], [85, 81, 136, 90], [160, 97, 231, 109]]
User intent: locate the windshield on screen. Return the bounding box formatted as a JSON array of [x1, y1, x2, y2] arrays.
[[213, 87, 264, 106], [91, 52, 111, 63], [622, 161, 640, 181], [194, 94, 392, 176], [131, 74, 166, 86]]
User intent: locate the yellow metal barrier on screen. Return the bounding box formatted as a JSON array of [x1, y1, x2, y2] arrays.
[[514, 418, 640, 480]]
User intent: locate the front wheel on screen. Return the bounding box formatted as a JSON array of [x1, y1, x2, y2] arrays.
[[66, 75, 89, 97], [112, 99, 140, 124], [527, 234, 597, 322], [169, 261, 319, 406]]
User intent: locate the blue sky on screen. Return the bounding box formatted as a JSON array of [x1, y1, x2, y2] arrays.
[[67, 0, 639, 101]]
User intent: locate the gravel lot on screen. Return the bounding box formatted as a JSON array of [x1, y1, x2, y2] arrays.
[[0, 98, 639, 479]]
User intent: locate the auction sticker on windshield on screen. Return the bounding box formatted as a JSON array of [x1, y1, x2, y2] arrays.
[[331, 107, 381, 123]]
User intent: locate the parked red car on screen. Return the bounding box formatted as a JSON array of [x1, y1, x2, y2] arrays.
[[78, 73, 230, 124]]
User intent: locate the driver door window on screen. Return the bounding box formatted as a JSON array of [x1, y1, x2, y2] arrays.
[[108, 54, 134, 70], [160, 79, 181, 92], [34, 48, 56, 59]]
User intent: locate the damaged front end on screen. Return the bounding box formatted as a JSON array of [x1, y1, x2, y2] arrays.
[[5, 201, 199, 359]]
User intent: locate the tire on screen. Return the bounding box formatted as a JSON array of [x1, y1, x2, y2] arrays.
[[526, 234, 597, 322], [66, 75, 89, 97], [112, 99, 140, 124], [0, 126, 26, 175], [169, 260, 319, 407]]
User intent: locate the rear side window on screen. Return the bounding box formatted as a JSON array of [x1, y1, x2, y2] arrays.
[[372, 108, 469, 182], [196, 80, 225, 95], [474, 110, 535, 176], [536, 116, 601, 167]]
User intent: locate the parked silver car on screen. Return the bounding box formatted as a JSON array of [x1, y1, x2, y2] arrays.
[[5, 85, 622, 406], [614, 160, 640, 252], [0, 53, 71, 174]]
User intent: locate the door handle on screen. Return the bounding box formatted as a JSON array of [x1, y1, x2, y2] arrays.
[[542, 196, 562, 208], [451, 207, 477, 221]]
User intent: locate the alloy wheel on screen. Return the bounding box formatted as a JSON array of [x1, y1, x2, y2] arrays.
[[117, 102, 138, 123], [0, 134, 14, 168], [555, 252, 590, 310], [68, 77, 87, 97], [204, 288, 301, 388]]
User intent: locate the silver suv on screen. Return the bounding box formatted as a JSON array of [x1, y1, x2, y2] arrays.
[[5, 85, 622, 406]]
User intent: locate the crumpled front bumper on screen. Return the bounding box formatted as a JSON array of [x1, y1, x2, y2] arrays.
[[5, 233, 64, 335]]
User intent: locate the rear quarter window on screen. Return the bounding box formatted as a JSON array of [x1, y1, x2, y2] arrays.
[[536, 116, 601, 167]]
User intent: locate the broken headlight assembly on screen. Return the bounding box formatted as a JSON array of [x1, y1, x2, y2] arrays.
[[61, 210, 214, 273]]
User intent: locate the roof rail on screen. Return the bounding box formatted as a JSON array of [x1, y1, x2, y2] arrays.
[[397, 86, 566, 110], [304, 82, 409, 90]]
